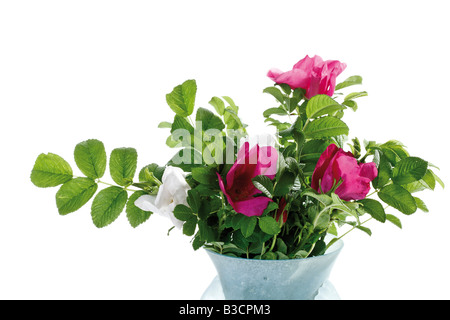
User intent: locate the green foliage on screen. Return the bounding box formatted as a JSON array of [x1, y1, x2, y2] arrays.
[[165, 79, 197, 117], [31, 76, 444, 261], [91, 186, 128, 228], [56, 177, 98, 215], [109, 148, 138, 187], [126, 191, 152, 228], [378, 184, 417, 215], [31, 153, 73, 188], [74, 139, 107, 179]]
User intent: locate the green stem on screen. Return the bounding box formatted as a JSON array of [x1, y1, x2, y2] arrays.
[[327, 217, 373, 250], [97, 180, 140, 193], [269, 234, 277, 252]]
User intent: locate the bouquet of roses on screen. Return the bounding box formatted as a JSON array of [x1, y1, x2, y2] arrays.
[[31, 55, 444, 260]]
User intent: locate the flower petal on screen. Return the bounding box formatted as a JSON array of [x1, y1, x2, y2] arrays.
[[311, 144, 339, 192], [135, 195, 159, 213], [233, 196, 273, 217]]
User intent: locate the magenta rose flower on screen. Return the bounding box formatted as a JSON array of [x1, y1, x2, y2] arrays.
[[217, 142, 278, 217], [267, 55, 347, 100], [311, 144, 378, 201]]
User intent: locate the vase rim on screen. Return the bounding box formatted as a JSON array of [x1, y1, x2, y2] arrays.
[[204, 237, 344, 263]]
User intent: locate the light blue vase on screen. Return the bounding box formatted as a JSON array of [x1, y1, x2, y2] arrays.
[[205, 239, 343, 300]]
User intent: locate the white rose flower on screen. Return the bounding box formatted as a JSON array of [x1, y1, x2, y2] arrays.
[[134, 166, 190, 229]]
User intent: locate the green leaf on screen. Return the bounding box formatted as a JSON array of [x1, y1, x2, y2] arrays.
[[196, 107, 225, 131], [304, 116, 349, 139], [91, 186, 128, 228], [302, 189, 333, 206], [240, 216, 257, 238], [173, 204, 195, 221], [263, 107, 288, 118], [430, 169, 445, 189], [138, 163, 165, 182], [335, 75, 363, 91], [356, 225, 372, 236], [222, 96, 238, 113], [378, 184, 417, 215], [186, 189, 201, 213], [56, 177, 98, 215], [191, 166, 217, 185], [263, 86, 285, 104], [372, 154, 392, 189], [414, 197, 429, 213], [386, 214, 402, 229], [252, 175, 274, 198], [165, 79, 197, 117], [183, 217, 197, 236], [273, 171, 296, 197], [74, 139, 107, 179], [157, 121, 172, 129], [308, 206, 330, 230], [31, 153, 73, 188], [358, 198, 386, 222], [209, 97, 226, 116], [126, 191, 152, 228], [392, 157, 428, 185], [258, 216, 281, 235], [198, 220, 217, 243], [171, 114, 194, 134], [344, 91, 368, 101], [109, 148, 138, 186], [306, 94, 343, 119]]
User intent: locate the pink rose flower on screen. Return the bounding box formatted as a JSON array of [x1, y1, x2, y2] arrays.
[[267, 55, 347, 100], [311, 144, 378, 201], [217, 142, 278, 217]]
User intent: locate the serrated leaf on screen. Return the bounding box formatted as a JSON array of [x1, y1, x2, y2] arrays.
[[91, 186, 128, 228], [126, 191, 152, 228], [31, 153, 73, 188], [56, 177, 98, 215], [252, 175, 274, 198], [171, 114, 194, 134], [335, 75, 363, 91], [196, 107, 225, 131], [74, 139, 107, 179], [356, 225, 372, 236], [183, 217, 197, 236], [173, 204, 195, 221], [378, 184, 417, 215], [139, 163, 165, 182], [344, 91, 368, 101], [240, 216, 257, 238], [414, 197, 429, 213], [165, 79, 197, 117], [187, 189, 201, 213], [392, 157, 428, 185], [386, 214, 402, 229], [109, 148, 138, 186], [209, 97, 225, 116], [158, 121, 172, 129], [304, 116, 349, 139], [358, 198, 386, 222], [302, 189, 333, 206], [259, 216, 281, 235], [306, 94, 343, 119], [263, 107, 288, 118], [191, 166, 217, 185], [263, 86, 285, 104]]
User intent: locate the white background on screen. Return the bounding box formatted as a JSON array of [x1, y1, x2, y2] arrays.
[[1, 0, 449, 300]]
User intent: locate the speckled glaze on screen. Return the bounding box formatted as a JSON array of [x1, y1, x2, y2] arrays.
[[205, 239, 343, 300]]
